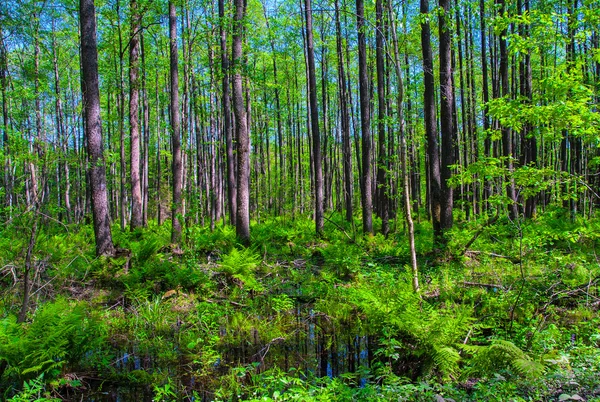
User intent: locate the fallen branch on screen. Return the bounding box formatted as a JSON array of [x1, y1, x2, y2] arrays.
[[462, 281, 504, 290], [465, 250, 521, 264], [324, 215, 354, 243], [459, 211, 500, 256]]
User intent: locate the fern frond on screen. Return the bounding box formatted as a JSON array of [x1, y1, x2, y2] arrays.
[[513, 358, 545, 378], [432, 346, 461, 380]]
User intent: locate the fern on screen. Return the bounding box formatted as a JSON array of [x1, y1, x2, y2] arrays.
[[217, 247, 263, 291], [0, 299, 104, 388], [461, 339, 544, 379], [337, 273, 472, 380]]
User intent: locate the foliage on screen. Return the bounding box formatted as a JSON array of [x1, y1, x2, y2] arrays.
[[216, 247, 264, 292], [1, 215, 599, 399], [0, 299, 104, 398]]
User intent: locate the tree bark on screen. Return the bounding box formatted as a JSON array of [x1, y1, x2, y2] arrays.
[[356, 0, 373, 234], [388, 2, 419, 292], [334, 0, 353, 223], [497, 0, 519, 220], [439, 0, 455, 234], [233, 0, 250, 243], [376, 0, 389, 236], [129, 0, 142, 229], [220, 0, 236, 226], [80, 0, 115, 256], [304, 0, 324, 235], [170, 1, 183, 244]]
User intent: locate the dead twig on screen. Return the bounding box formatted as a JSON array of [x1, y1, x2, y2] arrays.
[[465, 250, 521, 264], [459, 211, 500, 256], [323, 215, 354, 243], [462, 281, 504, 290]]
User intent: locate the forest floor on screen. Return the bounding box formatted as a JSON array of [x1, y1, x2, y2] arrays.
[[1, 207, 599, 401]]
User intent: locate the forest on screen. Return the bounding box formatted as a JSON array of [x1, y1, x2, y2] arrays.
[[0, 0, 599, 399]]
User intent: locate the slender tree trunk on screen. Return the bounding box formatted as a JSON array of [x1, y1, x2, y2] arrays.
[[129, 0, 142, 229], [439, 0, 455, 234], [80, 0, 116, 257], [170, 1, 183, 244], [388, 3, 418, 292], [52, 26, 71, 223], [141, 32, 150, 226], [0, 30, 10, 215], [117, 0, 127, 230], [498, 0, 518, 220], [232, 0, 250, 243], [376, 0, 389, 236], [334, 0, 353, 222], [356, 0, 373, 234], [31, 24, 42, 209], [219, 0, 237, 225], [304, 0, 324, 235]]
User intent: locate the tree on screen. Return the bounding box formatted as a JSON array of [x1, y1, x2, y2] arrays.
[[497, 0, 518, 221], [304, 0, 324, 236], [388, 1, 418, 292], [80, 0, 115, 256], [232, 0, 250, 243], [375, 0, 389, 236], [129, 0, 142, 229], [438, 0, 455, 234], [356, 0, 373, 235], [334, 0, 353, 223], [170, 1, 183, 244], [420, 0, 442, 243], [220, 0, 236, 226]]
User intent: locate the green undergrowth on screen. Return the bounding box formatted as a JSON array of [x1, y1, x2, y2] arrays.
[[1, 208, 599, 401]]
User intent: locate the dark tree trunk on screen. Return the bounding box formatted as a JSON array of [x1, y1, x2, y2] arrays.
[[117, 0, 127, 230], [357, 0, 373, 234], [420, 0, 442, 242], [219, 0, 236, 226], [304, 0, 324, 235], [480, 0, 492, 211], [519, 0, 536, 218], [80, 0, 115, 256], [439, 0, 455, 233], [497, 0, 519, 220], [335, 0, 353, 223], [376, 0, 389, 236]]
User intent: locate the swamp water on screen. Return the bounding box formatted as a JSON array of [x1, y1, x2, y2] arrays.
[[70, 304, 373, 401]]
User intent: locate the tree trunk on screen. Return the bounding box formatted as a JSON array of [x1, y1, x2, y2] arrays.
[[439, 0, 455, 234], [0, 29, 10, 216], [356, 0, 373, 234], [304, 0, 324, 235], [129, 0, 142, 229], [388, 2, 419, 292], [498, 0, 519, 220], [80, 0, 116, 257], [170, 1, 183, 244], [232, 0, 250, 243], [334, 0, 353, 223], [376, 0, 389, 236], [141, 32, 150, 226]]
